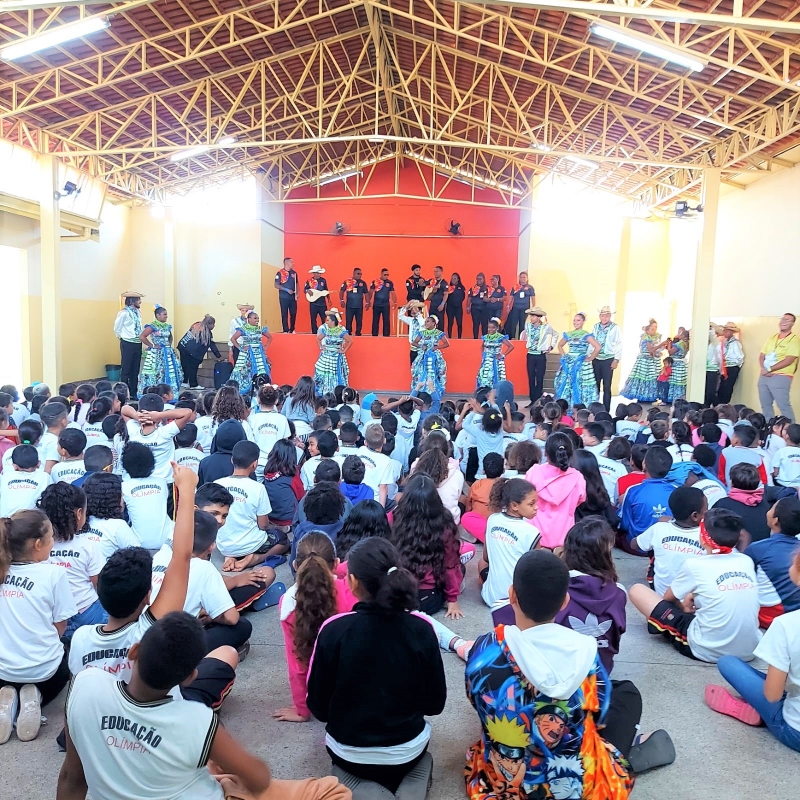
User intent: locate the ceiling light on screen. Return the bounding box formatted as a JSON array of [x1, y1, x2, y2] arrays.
[[368, 136, 385, 143], [169, 136, 237, 162], [561, 155, 600, 171], [591, 24, 706, 72], [1, 16, 109, 61], [318, 169, 362, 186], [530, 142, 551, 152]]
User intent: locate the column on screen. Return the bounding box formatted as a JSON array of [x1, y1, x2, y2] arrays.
[[40, 155, 62, 388], [686, 168, 721, 402], [259, 183, 284, 331], [611, 217, 632, 394], [163, 208, 177, 314]]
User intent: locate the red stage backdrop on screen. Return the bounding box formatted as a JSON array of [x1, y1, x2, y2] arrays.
[[281, 160, 522, 392]]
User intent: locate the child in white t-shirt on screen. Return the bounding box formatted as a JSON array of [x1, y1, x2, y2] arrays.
[[480, 478, 541, 608], [172, 423, 207, 475], [249, 384, 291, 479], [0, 508, 77, 744], [772, 422, 800, 489], [82, 471, 139, 562], [0, 445, 51, 517], [81, 396, 114, 445], [633, 485, 706, 596], [706, 547, 800, 751], [216, 441, 285, 572], [38, 482, 106, 640], [38, 402, 69, 473], [50, 428, 87, 484], [356, 425, 395, 507], [120, 394, 192, 482], [630, 507, 761, 663], [299, 430, 342, 491], [121, 442, 174, 550]]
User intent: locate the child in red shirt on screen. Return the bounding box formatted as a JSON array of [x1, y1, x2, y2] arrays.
[[656, 357, 673, 404]]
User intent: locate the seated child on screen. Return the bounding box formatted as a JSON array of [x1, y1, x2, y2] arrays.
[[581, 421, 608, 457], [718, 423, 771, 487], [292, 460, 352, 527], [0, 409, 16, 469], [356, 425, 395, 506], [380, 432, 402, 503], [273, 533, 357, 723], [121, 442, 174, 549], [50, 428, 87, 484], [82, 472, 138, 561], [0, 445, 50, 517], [290, 482, 346, 568], [771, 422, 800, 488], [657, 356, 673, 403], [634, 485, 706, 595], [619, 447, 677, 555], [39, 402, 69, 473], [250, 384, 291, 479], [337, 421, 361, 458], [38, 483, 106, 639], [597, 437, 631, 504], [461, 453, 506, 544], [697, 422, 724, 469], [173, 423, 207, 474], [2, 419, 43, 474], [307, 537, 446, 797], [263, 439, 304, 526], [339, 454, 373, 505], [300, 430, 341, 491], [479, 478, 540, 609], [573, 407, 590, 435], [73, 444, 114, 489], [630, 507, 761, 663], [647, 418, 671, 448], [616, 402, 643, 440], [617, 443, 647, 501], [0, 509, 77, 744], [745, 496, 800, 628], [215, 441, 287, 572], [557, 517, 627, 673], [466, 550, 673, 798], [706, 546, 800, 752]]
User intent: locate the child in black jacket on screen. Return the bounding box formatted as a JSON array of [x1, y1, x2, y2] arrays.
[[306, 537, 447, 796]]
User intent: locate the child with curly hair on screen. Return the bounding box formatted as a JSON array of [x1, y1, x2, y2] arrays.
[[82, 472, 138, 562]]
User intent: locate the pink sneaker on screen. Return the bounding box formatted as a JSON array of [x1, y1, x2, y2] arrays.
[[456, 640, 474, 661], [704, 685, 762, 726]]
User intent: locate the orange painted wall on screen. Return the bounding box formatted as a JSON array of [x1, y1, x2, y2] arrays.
[[267, 333, 528, 395], [282, 160, 522, 392]]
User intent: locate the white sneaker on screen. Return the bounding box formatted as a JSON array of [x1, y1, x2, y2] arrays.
[[191, 385, 203, 390], [180, 382, 190, 388], [15, 685, 42, 742], [0, 686, 18, 744]]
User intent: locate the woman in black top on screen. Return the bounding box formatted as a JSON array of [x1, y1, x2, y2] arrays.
[[445, 272, 466, 339], [306, 537, 447, 795], [177, 315, 222, 389], [485, 274, 507, 328]]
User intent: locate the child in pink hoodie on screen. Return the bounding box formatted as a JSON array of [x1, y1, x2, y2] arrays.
[[273, 532, 357, 723], [525, 431, 586, 549]]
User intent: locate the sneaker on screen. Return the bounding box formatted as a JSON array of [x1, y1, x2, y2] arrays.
[[237, 642, 251, 663], [455, 640, 474, 661], [180, 382, 190, 388], [459, 548, 475, 566], [0, 686, 19, 744], [252, 582, 287, 611], [16, 685, 42, 742], [191, 385, 204, 390], [704, 684, 762, 726]]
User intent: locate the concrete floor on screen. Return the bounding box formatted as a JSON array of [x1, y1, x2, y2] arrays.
[[4, 550, 796, 800]]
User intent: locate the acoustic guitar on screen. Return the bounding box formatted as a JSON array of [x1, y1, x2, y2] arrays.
[[306, 288, 330, 303]]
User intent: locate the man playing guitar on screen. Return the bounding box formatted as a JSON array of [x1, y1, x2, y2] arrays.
[[304, 265, 330, 332]]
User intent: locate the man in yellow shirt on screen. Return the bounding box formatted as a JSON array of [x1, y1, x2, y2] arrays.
[[758, 313, 800, 421]]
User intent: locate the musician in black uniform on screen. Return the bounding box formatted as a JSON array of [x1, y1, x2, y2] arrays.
[[427, 265, 448, 331], [466, 272, 489, 338], [274, 256, 298, 333], [486, 274, 507, 329], [339, 268, 369, 336], [368, 268, 397, 337], [304, 265, 330, 332], [405, 264, 427, 303]]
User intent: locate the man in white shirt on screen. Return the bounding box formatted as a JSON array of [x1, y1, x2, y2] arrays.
[[113, 291, 144, 399], [592, 306, 623, 411], [357, 425, 395, 507], [630, 507, 761, 663], [716, 321, 745, 404], [0, 445, 50, 516]]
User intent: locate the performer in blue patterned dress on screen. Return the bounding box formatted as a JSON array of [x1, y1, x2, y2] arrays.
[[476, 317, 515, 389], [137, 304, 182, 396], [553, 313, 601, 406], [667, 328, 690, 402], [314, 309, 352, 395], [621, 319, 666, 402], [411, 315, 450, 395], [230, 310, 272, 394]]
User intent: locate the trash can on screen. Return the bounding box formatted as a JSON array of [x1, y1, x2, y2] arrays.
[[105, 364, 122, 382]]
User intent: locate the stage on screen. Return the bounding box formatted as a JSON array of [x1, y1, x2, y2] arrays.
[[200, 333, 559, 395]]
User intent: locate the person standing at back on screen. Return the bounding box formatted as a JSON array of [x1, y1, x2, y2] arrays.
[[304, 265, 330, 333], [427, 265, 448, 331], [405, 263, 427, 303], [592, 306, 623, 411], [759, 313, 800, 422], [467, 273, 489, 339], [339, 268, 368, 337], [368, 268, 397, 337], [274, 257, 298, 333], [503, 271, 535, 340], [113, 291, 144, 399]]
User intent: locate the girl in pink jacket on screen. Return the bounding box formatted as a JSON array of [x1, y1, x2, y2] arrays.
[[273, 533, 357, 722], [525, 431, 586, 549]]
